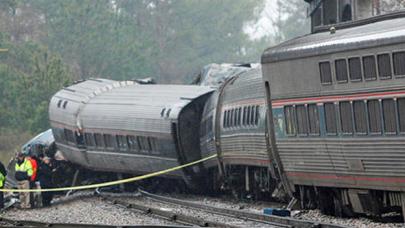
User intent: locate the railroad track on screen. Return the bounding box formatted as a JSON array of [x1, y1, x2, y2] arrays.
[[0, 216, 188, 228], [134, 189, 349, 228]]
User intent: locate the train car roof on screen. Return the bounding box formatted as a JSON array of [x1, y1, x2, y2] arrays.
[[79, 84, 214, 132], [261, 16, 405, 63]]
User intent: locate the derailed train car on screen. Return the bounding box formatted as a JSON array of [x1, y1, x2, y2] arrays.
[[262, 2, 405, 218], [49, 79, 213, 190]]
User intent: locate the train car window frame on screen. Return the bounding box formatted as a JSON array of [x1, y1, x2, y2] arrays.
[[94, 133, 105, 148], [367, 100, 382, 135], [247, 106, 252, 126], [250, 105, 255, 126], [296, 104, 309, 136], [127, 135, 139, 151], [238, 107, 242, 127], [103, 134, 116, 149], [339, 101, 354, 135], [362, 55, 377, 81], [353, 100, 367, 135], [319, 61, 333, 85], [382, 99, 397, 135], [324, 103, 338, 135], [284, 105, 297, 136], [84, 132, 95, 147], [308, 104, 320, 136], [348, 56, 363, 82], [393, 51, 405, 77], [335, 59, 349, 83], [397, 98, 405, 133], [243, 107, 247, 126], [254, 105, 260, 126], [222, 111, 227, 128], [377, 53, 393, 79]]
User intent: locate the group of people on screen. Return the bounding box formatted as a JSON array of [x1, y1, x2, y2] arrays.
[[14, 151, 54, 209]]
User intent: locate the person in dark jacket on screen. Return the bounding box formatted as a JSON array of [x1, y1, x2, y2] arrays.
[[37, 156, 54, 206], [0, 160, 7, 208]]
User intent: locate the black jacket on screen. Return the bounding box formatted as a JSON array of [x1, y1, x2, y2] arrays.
[[37, 162, 53, 188]]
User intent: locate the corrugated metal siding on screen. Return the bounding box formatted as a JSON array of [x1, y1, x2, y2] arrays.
[[278, 137, 405, 177]]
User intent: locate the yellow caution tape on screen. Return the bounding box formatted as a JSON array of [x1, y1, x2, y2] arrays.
[[1, 154, 217, 192]]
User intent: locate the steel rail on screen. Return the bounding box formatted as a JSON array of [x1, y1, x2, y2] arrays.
[[105, 198, 240, 228], [0, 216, 189, 228], [138, 189, 350, 228]]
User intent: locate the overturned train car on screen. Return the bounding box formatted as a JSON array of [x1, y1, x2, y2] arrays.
[[49, 79, 213, 190]]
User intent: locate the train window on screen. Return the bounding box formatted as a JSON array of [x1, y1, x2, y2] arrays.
[[250, 106, 255, 126], [348, 57, 362, 81], [116, 135, 128, 150], [238, 107, 242, 126], [324, 103, 337, 134], [223, 111, 227, 128], [377, 54, 392, 79], [308, 104, 320, 135], [397, 98, 405, 133], [393, 51, 405, 76], [94, 133, 105, 148], [362, 56, 377, 80], [84, 133, 95, 147], [323, 0, 337, 25], [313, 6, 322, 27], [104, 134, 116, 148], [339, 0, 352, 22], [243, 107, 247, 125], [284, 106, 296, 135], [368, 100, 382, 134], [63, 101, 68, 109], [255, 106, 260, 125], [230, 109, 234, 127], [382, 99, 397, 134], [127, 136, 139, 151], [353, 101, 367, 134], [296, 105, 308, 135], [63, 129, 75, 143], [340, 101, 353, 134], [148, 137, 159, 154], [234, 108, 238, 127], [319, 62, 332, 84], [335, 59, 348, 82], [57, 100, 62, 108], [225, 110, 229, 128], [247, 106, 251, 126]]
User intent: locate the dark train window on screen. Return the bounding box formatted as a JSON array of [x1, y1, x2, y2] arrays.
[[250, 106, 255, 125], [57, 100, 62, 108], [138, 136, 150, 152], [319, 62, 332, 84], [348, 57, 362, 81], [127, 136, 139, 151], [64, 129, 75, 143], [243, 107, 247, 125], [223, 111, 227, 128], [362, 56, 377, 80], [340, 101, 353, 134], [335, 59, 348, 82], [255, 106, 260, 125], [94, 133, 105, 148], [116, 135, 128, 150], [397, 98, 405, 133], [235, 108, 240, 127], [104, 134, 116, 148], [382, 99, 397, 134], [393, 51, 405, 76], [353, 101, 367, 134], [377, 54, 392, 79], [308, 104, 320, 135], [63, 101, 68, 109], [84, 133, 95, 147], [227, 110, 232, 128], [324, 103, 337, 134], [368, 100, 382, 134], [237, 108, 242, 126], [284, 105, 296, 135], [148, 137, 159, 154], [323, 0, 337, 25], [296, 105, 308, 135], [247, 106, 251, 126]]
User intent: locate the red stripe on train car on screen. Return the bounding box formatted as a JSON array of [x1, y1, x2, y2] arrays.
[[286, 172, 405, 183]]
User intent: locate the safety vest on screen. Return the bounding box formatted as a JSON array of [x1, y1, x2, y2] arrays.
[[0, 173, 4, 188], [15, 159, 33, 177]]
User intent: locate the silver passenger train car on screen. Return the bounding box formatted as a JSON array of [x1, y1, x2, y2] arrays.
[[262, 0, 405, 218], [49, 78, 214, 189]]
